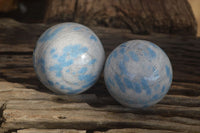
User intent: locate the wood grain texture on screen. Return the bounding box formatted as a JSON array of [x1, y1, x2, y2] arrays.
[[94, 128, 182, 133], [44, 0, 197, 35], [188, 0, 200, 36], [16, 129, 86, 133], [0, 18, 200, 133], [2, 109, 200, 132], [5, 100, 200, 120]]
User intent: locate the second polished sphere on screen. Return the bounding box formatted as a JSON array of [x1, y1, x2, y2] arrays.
[[33, 23, 105, 94], [104, 40, 173, 108]]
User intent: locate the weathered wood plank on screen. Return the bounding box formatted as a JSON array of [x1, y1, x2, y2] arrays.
[[0, 43, 34, 53], [94, 128, 182, 133], [159, 95, 200, 107], [0, 67, 36, 79], [44, 0, 197, 35], [5, 100, 200, 120], [170, 82, 200, 96], [0, 128, 86, 133], [2, 109, 200, 132], [0, 86, 200, 107], [0, 90, 99, 104], [189, 0, 200, 36], [17, 129, 86, 133], [0, 55, 33, 68], [0, 81, 26, 90], [0, 81, 200, 107]]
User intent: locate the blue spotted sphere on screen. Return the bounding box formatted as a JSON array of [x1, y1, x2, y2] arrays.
[[104, 40, 173, 108], [33, 22, 105, 95]]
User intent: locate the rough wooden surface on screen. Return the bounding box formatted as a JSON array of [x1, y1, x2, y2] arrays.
[[188, 0, 200, 36], [94, 128, 182, 133], [0, 18, 200, 133], [44, 0, 197, 35], [16, 129, 86, 133]]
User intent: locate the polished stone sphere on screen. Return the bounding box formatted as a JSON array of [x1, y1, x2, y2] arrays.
[[33, 22, 105, 95], [104, 40, 173, 108]]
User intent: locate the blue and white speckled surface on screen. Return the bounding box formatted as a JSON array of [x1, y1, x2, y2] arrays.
[[33, 22, 105, 95], [104, 40, 173, 108]]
